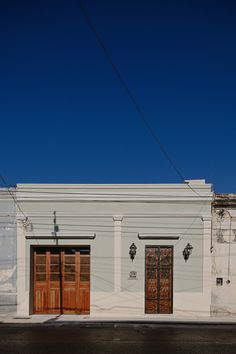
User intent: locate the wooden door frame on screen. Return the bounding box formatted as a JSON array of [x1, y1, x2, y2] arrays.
[[144, 245, 174, 314], [30, 245, 90, 315]]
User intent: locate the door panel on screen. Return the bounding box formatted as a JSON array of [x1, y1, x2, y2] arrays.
[[145, 246, 173, 314], [145, 247, 158, 314], [78, 255, 90, 314], [34, 253, 47, 314], [159, 247, 173, 314], [33, 248, 90, 314], [62, 252, 79, 313], [35, 287, 47, 313], [48, 253, 61, 313]]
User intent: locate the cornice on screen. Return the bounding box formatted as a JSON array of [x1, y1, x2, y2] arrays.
[[16, 196, 213, 203], [17, 212, 212, 219], [138, 232, 180, 240], [16, 182, 212, 189], [25, 234, 96, 240], [24, 231, 96, 238]]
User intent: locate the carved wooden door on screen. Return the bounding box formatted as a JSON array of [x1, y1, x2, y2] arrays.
[[33, 248, 90, 314], [145, 246, 173, 314]]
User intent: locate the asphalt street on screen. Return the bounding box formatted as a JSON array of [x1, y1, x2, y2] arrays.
[[0, 323, 236, 354]]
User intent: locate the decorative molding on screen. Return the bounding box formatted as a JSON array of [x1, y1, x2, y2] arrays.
[[25, 235, 96, 240], [16, 182, 212, 189], [201, 216, 212, 222], [114, 218, 122, 292], [214, 194, 236, 208], [25, 231, 96, 237], [113, 216, 123, 222], [16, 197, 213, 203], [16, 212, 212, 219], [138, 234, 180, 240]]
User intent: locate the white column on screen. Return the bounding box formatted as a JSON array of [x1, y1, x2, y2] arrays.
[[201, 216, 212, 316], [113, 216, 123, 293], [17, 219, 29, 316]]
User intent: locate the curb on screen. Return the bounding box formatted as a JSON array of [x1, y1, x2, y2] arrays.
[[1, 320, 236, 327]]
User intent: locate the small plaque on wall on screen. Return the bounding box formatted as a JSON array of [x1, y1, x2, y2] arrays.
[[129, 271, 137, 280], [216, 277, 223, 286]]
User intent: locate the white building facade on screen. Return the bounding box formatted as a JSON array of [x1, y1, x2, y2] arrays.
[[16, 180, 213, 318]]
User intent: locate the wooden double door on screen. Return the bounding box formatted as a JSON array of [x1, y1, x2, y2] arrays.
[[145, 246, 173, 314], [33, 247, 90, 314]]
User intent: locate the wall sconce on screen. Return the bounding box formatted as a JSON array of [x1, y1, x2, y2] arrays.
[[183, 243, 193, 262], [129, 243, 137, 262]]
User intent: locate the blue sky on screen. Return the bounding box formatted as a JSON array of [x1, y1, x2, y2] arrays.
[[0, 0, 235, 192]]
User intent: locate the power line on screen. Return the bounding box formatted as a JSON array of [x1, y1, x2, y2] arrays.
[[0, 174, 28, 220], [76, 0, 198, 195]]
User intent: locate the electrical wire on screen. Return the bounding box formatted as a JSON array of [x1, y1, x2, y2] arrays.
[[76, 0, 201, 196], [0, 174, 27, 219], [0, 174, 36, 240]]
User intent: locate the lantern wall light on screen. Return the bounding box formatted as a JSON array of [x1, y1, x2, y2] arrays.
[[129, 243, 137, 261], [183, 243, 193, 262]]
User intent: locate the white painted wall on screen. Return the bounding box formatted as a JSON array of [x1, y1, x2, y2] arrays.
[[16, 181, 213, 318], [0, 189, 17, 313]]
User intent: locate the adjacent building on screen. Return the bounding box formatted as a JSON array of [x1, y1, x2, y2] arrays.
[[0, 189, 17, 313], [211, 194, 236, 315]]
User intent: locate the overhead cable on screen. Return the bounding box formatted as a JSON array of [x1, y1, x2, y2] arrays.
[[77, 0, 199, 197]]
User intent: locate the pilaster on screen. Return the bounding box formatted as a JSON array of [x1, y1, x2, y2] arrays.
[[113, 216, 123, 292]]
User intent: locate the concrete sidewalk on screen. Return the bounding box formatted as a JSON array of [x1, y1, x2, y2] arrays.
[[1, 313, 236, 325]]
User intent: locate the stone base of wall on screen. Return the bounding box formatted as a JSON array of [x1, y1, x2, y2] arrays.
[[90, 291, 211, 318], [0, 293, 17, 314], [210, 305, 236, 316]]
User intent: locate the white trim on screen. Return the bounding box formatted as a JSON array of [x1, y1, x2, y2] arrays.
[[202, 218, 212, 316], [25, 235, 96, 240], [138, 232, 181, 236], [16, 197, 213, 202], [114, 217, 122, 293], [16, 182, 212, 189], [201, 216, 212, 221], [17, 220, 29, 316], [138, 233, 180, 240], [17, 212, 212, 219], [24, 231, 96, 237], [113, 216, 123, 222]]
